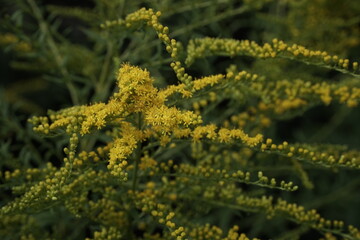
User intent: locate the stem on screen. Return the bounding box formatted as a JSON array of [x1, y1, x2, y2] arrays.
[[132, 143, 141, 191], [132, 113, 143, 191], [27, 0, 80, 105], [171, 5, 250, 37], [94, 39, 114, 102], [161, 0, 232, 17], [309, 106, 351, 143], [122, 5, 250, 66]]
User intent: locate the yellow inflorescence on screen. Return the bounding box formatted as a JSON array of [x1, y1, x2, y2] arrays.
[[186, 37, 360, 77], [28, 63, 266, 181], [3, 6, 358, 240], [102, 8, 193, 84], [0, 33, 32, 52]]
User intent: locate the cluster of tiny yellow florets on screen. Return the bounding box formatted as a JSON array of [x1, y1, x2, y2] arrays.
[[188, 224, 260, 240], [208, 65, 360, 114], [186, 37, 360, 77], [285, 0, 360, 55], [150, 159, 297, 192], [129, 181, 275, 240], [0, 33, 32, 52], [29, 63, 266, 180], [101, 8, 192, 84], [0, 214, 39, 240], [85, 226, 122, 240], [129, 188, 187, 240], [157, 170, 360, 239], [136, 153, 360, 239], [250, 78, 360, 112], [273, 199, 360, 239], [223, 225, 260, 240], [319, 233, 341, 240], [188, 189, 360, 239], [139, 152, 158, 170], [186, 64, 360, 117], [259, 138, 360, 169], [5, 6, 357, 240], [87, 196, 127, 227], [1, 163, 67, 214], [23, 57, 360, 240]]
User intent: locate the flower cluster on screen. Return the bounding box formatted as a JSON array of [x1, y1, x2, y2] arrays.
[[186, 37, 360, 77], [1, 5, 360, 240]]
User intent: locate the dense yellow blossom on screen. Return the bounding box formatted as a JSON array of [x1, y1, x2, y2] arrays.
[[3, 5, 360, 240]]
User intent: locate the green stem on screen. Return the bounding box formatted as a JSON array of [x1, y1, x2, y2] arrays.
[[171, 5, 250, 37], [309, 106, 351, 142], [27, 0, 80, 105], [94, 39, 114, 102], [132, 113, 143, 191], [132, 143, 141, 191]]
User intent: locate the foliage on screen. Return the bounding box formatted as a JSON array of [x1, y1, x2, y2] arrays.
[[1, 0, 360, 239]]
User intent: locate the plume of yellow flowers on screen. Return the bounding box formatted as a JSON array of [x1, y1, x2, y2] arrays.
[[29, 63, 263, 179]]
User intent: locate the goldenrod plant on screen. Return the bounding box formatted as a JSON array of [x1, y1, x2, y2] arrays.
[[1, 0, 360, 239]]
